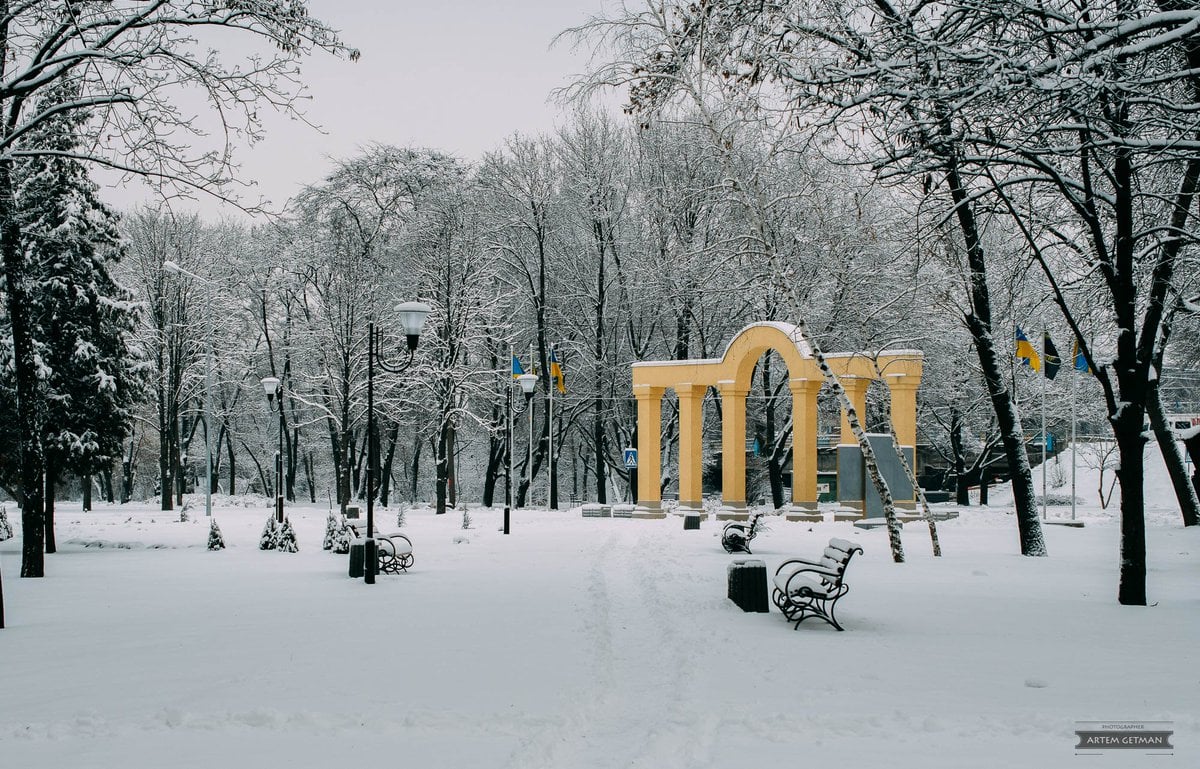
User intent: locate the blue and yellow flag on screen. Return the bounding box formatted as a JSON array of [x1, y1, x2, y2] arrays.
[[511, 355, 525, 377], [1015, 327, 1040, 372], [549, 346, 566, 394], [1072, 339, 1091, 374]]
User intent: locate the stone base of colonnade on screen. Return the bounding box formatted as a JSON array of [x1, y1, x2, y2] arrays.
[[632, 501, 667, 519], [782, 504, 823, 523], [714, 502, 749, 521], [675, 500, 708, 520]]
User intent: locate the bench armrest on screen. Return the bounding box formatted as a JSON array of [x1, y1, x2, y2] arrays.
[[776, 560, 840, 580]]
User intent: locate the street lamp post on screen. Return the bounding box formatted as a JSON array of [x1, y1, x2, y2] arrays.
[[365, 302, 431, 585], [259, 376, 286, 523], [163, 260, 214, 519], [505, 373, 538, 534]]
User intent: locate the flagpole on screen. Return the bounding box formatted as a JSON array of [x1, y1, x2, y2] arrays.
[[549, 343, 555, 511], [1071, 358, 1078, 521], [529, 341, 536, 508], [509, 343, 515, 513], [1041, 323, 1047, 521]]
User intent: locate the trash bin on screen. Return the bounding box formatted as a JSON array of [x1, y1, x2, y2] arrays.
[[348, 541, 365, 578]]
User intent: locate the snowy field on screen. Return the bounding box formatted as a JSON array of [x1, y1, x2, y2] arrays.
[[2, 450, 1198, 768]]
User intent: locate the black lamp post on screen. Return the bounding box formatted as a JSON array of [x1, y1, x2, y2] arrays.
[[505, 373, 538, 534], [259, 376, 285, 523], [365, 301, 430, 585]]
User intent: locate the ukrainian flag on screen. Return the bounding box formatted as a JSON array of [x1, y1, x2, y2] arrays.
[[511, 356, 525, 377], [1072, 339, 1091, 374], [549, 346, 566, 394], [1015, 327, 1040, 372]]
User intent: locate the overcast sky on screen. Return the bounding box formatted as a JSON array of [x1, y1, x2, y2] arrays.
[[104, 0, 614, 219]]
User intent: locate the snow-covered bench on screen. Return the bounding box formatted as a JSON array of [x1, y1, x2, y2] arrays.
[[772, 538, 863, 631], [375, 532, 414, 573], [347, 524, 414, 574], [721, 513, 765, 554]]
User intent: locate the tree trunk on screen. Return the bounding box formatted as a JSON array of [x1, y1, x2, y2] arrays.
[[121, 436, 136, 504], [226, 432, 236, 496], [435, 420, 450, 515], [948, 159, 1045, 556], [44, 455, 57, 554], [304, 451, 316, 503], [380, 424, 398, 507], [482, 426, 503, 508], [1183, 432, 1200, 502], [1113, 410, 1148, 605], [409, 438, 422, 503], [1, 158, 47, 577], [81, 474, 92, 512], [593, 406, 607, 504], [1146, 375, 1200, 526]]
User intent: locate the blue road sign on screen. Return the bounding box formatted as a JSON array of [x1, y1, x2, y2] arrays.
[[623, 448, 638, 469]]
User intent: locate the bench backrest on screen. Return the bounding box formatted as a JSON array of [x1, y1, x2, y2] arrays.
[[818, 538, 863, 582]]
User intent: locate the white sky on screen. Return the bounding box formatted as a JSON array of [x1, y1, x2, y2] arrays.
[[103, 0, 616, 219]]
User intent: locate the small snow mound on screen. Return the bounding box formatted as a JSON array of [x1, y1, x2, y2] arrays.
[[453, 536, 470, 544], [971, 570, 988, 577], [1024, 678, 1049, 689]]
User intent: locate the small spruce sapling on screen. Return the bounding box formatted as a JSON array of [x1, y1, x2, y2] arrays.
[[331, 519, 352, 554], [258, 515, 279, 550], [396, 503, 407, 528], [207, 519, 226, 551], [276, 518, 299, 553], [461, 508, 472, 530], [0, 506, 12, 541], [322, 510, 339, 550]]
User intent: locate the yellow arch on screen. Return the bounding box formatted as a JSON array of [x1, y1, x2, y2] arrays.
[[630, 322, 922, 519]]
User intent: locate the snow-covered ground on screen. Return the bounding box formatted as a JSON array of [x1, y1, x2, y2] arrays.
[[2, 445, 1197, 768]]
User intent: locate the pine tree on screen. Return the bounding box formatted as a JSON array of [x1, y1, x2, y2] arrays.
[[275, 518, 299, 553], [258, 515, 279, 551], [0, 505, 12, 541], [207, 519, 225, 551], [2, 80, 144, 553], [322, 511, 339, 550]]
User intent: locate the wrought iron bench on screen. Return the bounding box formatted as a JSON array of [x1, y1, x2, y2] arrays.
[[772, 538, 863, 631], [721, 513, 765, 554], [348, 524, 414, 574], [375, 531, 414, 573]]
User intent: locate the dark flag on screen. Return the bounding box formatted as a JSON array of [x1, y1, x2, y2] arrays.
[[1043, 333, 1061, 380]]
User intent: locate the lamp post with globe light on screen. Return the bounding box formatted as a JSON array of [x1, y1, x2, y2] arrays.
[[505, 373, 537, 534], [364, 302, 431, 584], [259, 376, 286, 523]]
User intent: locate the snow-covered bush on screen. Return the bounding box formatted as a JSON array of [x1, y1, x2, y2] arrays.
[[258, 515, 279, 550], [322, 511, 340, 550], [331, 521, 352, 554], [276, 518, 299, 553], [207, 519, 225, 551], [0, 505, 12, 541], [396, 503, 407, 528]]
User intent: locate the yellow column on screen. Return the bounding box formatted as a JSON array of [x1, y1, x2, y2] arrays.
[[887, 374, 921, 510], [839, 375, 870, 444], [633, 384, 665, 518], [789, 378, 823, 518], [718, 381, 748, 518], [676, 383, 705, 513], [886, 374, 920, 449]]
